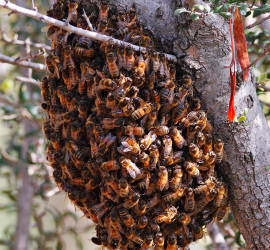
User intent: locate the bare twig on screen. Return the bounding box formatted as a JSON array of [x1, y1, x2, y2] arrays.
[[240, 45, 270, 77], [15, 76, 40, 87], [0, 27, 51, 50], [245, 15, 270, 30], [0, 53, 47, 72], [256, 83, 270, 92], [261, 100, 270, 108], [0, 0, 178, 62], [207, 222, 229, 250], [15, 51, 44, 63], [82, 9, 94, 31]]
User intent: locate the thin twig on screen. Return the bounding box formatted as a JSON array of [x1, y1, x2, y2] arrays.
[[240, 45, 270, 77], [0, 53, 47, 72], [15, 51, 44, 63], [0, 0, 178, 62], [256, 83, 270, 92], [261, 100, 270, 108], [82, 9, 94, 31], [0, 27, 51, 50], [245, 15, 270, 30], [207, 222, 229, 250], [15, 76, 40, 87]]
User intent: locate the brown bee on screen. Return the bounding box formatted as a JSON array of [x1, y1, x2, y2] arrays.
[[63, 46, 75, 70], [189, 143, 203, 162], [178, 213, 191, 235], [151, 126, 169, 136], [162, 135, 173, 159], [151, 51, 160, 73], [214, 184, 227, 207], [148, 145, 159, 170], [194, 177, 216, 195], [165, 151, 184, 166], [171, 102, 188, 125], [216, 202, 229, 221], [194, 189, 217, 214], [117, 46, 127, 69], [66, 140, 84, 160], [157, 166, 169, 191], [170, 127, 187, 149], [126, 47, 136, 71], [118, 207, 135, 227], [115, 22, 138, 38], [98, 20, 108, 34], [134, 200, 146, 215], [122, 193, 140, 209], [154, 206, 177, 224], [136, 215, 148, 229], [139, 152, 150, 169], [99, 1, 109, 22], [119, 157, 141, 178], [66, 0, 78, 24], [142, 235, 153, 250], [184, 188, 195, 212], [74, 47, 94, 58], [214, 138, 224, 163], [203, 134, 213, 154], [160, 80, 176, 103], [121, 136, 141, 155], [106, 52, 119, 78], [131, 103, 152, 120], [118, 177, 129, 198], [164, 186, 185, 203], [196, 131, 205, 148], [102, 118, 125, 130], [170, 165, 183, 191], [166, 234, 177, 250], [190, 97, 201, 111], [154, 232, 165, 250]]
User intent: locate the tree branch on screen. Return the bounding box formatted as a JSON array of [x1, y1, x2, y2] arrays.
[[15, 50, 44, 63], [256, 83, 270, 92], [245, 14, 270, 30], [207, 222, 229, 250], [0, 53, 47, 72], [0, 27, 51, 50], [15, 76, 40, 87], [0, 0, 178, 62]]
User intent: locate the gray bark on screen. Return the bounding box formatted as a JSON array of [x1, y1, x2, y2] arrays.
[[110, 0, 270, 249]]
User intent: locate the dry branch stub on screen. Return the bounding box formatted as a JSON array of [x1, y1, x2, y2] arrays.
[[42, 0, 228, 249]]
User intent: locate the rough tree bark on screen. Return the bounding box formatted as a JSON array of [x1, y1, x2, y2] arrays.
[[110, 0, 270, 249]]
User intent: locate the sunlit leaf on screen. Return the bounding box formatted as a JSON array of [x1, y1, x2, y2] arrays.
[[238, 116, 246, 122], [253, 5, 270, 18], [266, 165, 270, 170], [174, 8, 189, 15], [191, 13, 199, 20], [193, 4, 205, 11], [244, 108, 249, 116], [219, 12, 232, 18]]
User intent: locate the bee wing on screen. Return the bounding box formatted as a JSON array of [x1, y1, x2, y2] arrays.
[[168, 89, 174, 104], [130, 162, 141, 175], [80, 72, 86, 84], [127, 166, 136, 178], [96, 70, 105, 79], [150, 133, 157, 143], [88, 67, 96, 75], [121, 141, 131, 148], [140, 115, 148, 127], [157, 81, 166, 87]]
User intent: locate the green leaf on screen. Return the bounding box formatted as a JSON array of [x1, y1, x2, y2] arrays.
[[238, 7, 247, 16], [193, 4, 205, 12], [259, 72, 267, 81], [174, 8, 189, 15], [253, 5, 270, 18], [214, 5, 224, 13], [245, 10, 251, 17], [219, 12, 232, 18], [266, 165, 270, 170], [204, 4, 211, 12], [191, 13, 199, 20], [244, 108, 249, 116], [238, 116, 246, 122], [233, 116, 238, 122], [260, 78, 270, 85], [223, 3, 231, 10]]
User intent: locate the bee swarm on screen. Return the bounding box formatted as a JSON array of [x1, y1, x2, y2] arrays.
[[42, 0, 229, 249]]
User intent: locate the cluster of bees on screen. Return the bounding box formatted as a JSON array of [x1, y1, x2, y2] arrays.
[[41, 0, 229, 249]]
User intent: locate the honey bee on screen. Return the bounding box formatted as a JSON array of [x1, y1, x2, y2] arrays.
[[190, 97, 201, 111], [98, 20, 108, 34], [106, 52, 119, 78], [189, 143, 203, 162], [150, 51, 160, 73], [160, 80, 175, 103], [126, 47, 136, 71], [194, 189, 217, 214], [165, 151, 184, 166], [196, 131, 205, 148], [102, 118, 125, 130], [50, 131, 62, 151], [63, 46, 75, 71], [142, 235, 153, 250], [166, 234, 177, 250], [159, 53, 168, 77], [154, 206, 177, 224], [119, 157, 141, 178], [118, 177, 129, 198], [214, 184, 227, 207], [203, 134, 213, 154], [131, 103, 152, 120], [216, 202, 229, 221], [92, 200, 114, 220], [74, 47, 94, 58], [117, 46, 127, 69], [164, 186, 185, 203], [66, 140, 85, 160], [170, 127, 187, 149], [157, 166, 169, 191], [204, 151, 216, 168], [115, 22, 138, 39], [214, 139, 224, 163], [66, 0, 78, 24], [121, 136, 141, 155], [100, 160, 120, 173], [118, 207, 135, 227], [194, 177, 216, 195], [148, 145, 159, 170], [162, 135, 173, 159], [138, 152, 149, 169], [41, 77, 51, 103], [159, 93, 180, 116], [122, 193, 140, 209], [127, 8, 137, 23], [99, 133, 117, 152], [99, 1, 109, 22], [89, 137, 100, 159], [171, 102, 188, 125], [170, 165, 183, 191], [184, 188, 195, 212], [178, 213, 191, 235], [151, 126, 169, 136], [134, 200, 146, 215]]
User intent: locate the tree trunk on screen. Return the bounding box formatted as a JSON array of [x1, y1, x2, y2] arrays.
[[110, 0, 270, 249]]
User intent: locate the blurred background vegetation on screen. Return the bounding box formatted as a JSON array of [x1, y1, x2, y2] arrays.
[[0, 0, 269, 249]]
